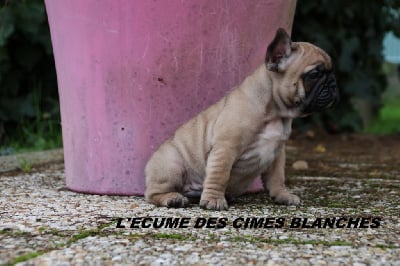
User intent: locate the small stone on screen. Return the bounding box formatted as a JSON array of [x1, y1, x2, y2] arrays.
[[292, 160, 309, 170], [266, 260, 279, 266], [173, 244, 192, 252], [353, 263, 367, 266], [186, 253, 200, 264], [305, 130, 315, 139], [112, 255, 122, 261]]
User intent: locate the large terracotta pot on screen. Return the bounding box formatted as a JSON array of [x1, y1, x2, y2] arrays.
[[45, 0, 297, 195]]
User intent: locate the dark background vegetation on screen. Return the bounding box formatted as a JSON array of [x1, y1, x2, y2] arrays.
[[0, 0, 59, 154], [0, 0, 399, 154], [292, 0, 400, 133]]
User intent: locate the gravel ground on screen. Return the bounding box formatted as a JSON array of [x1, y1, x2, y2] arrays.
[[0, 145, 399, 265]]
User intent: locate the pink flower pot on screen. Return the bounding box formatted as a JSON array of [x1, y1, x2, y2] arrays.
[[45, 0, 297, 195]]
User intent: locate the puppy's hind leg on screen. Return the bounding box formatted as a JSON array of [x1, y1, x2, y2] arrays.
[[145, 143, 189, 208]]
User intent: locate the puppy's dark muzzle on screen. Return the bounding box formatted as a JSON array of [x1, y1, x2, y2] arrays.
[[301, 72, 339, 114]]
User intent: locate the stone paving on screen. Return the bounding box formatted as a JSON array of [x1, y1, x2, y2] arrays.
[[0, 136, 399, 265]]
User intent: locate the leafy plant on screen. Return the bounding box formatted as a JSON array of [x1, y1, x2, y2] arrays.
[[17, 156, 33, 172], [292, 0, 400, 132], [0, 0, 61, 153]]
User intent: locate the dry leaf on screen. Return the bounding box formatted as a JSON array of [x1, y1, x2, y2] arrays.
[[314, 144, 326, 153]]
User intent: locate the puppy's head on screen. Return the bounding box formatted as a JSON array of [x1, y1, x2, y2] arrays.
[[265, 28, 339, 116]]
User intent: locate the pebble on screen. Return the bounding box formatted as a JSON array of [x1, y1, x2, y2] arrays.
[[292, 160, 309, 170]]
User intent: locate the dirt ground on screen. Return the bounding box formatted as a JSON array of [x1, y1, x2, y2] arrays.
[[2, 133, 399, 182], [286, 133, 400, 180]]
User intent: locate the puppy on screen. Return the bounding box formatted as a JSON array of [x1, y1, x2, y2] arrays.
[[145, 28, 339, 210]]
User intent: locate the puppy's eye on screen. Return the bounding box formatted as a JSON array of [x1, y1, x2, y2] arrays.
[[307, 69, 320, 79]]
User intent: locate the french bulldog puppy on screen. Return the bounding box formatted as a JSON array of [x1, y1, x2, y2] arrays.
[[145, 28, 339, 210]]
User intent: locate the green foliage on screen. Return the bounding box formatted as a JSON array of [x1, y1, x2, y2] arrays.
[[0, 0, 61, 154], [17, 156, 33, 172], [292, 0, 400, 132], [366, 97, 400, 134], [368, 63, 400, 134]]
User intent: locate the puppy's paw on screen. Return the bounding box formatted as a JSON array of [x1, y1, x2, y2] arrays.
[[162, 193, 190, 208], [271, 191, 300, 205], [199, 196, 228, 210]]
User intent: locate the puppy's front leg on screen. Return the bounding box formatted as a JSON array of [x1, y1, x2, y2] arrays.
[[200, 144, 238, 210], [262, 145, 300, 205]]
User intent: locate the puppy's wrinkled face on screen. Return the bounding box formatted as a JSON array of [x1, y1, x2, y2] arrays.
[[300, 63, 339, 114], [265, 28, 339, 116]]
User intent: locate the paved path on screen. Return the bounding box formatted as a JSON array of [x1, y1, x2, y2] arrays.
[[0, 135, 399, 265]]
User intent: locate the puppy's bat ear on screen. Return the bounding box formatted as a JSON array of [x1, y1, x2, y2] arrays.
[[265, 28, 296, 72]]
